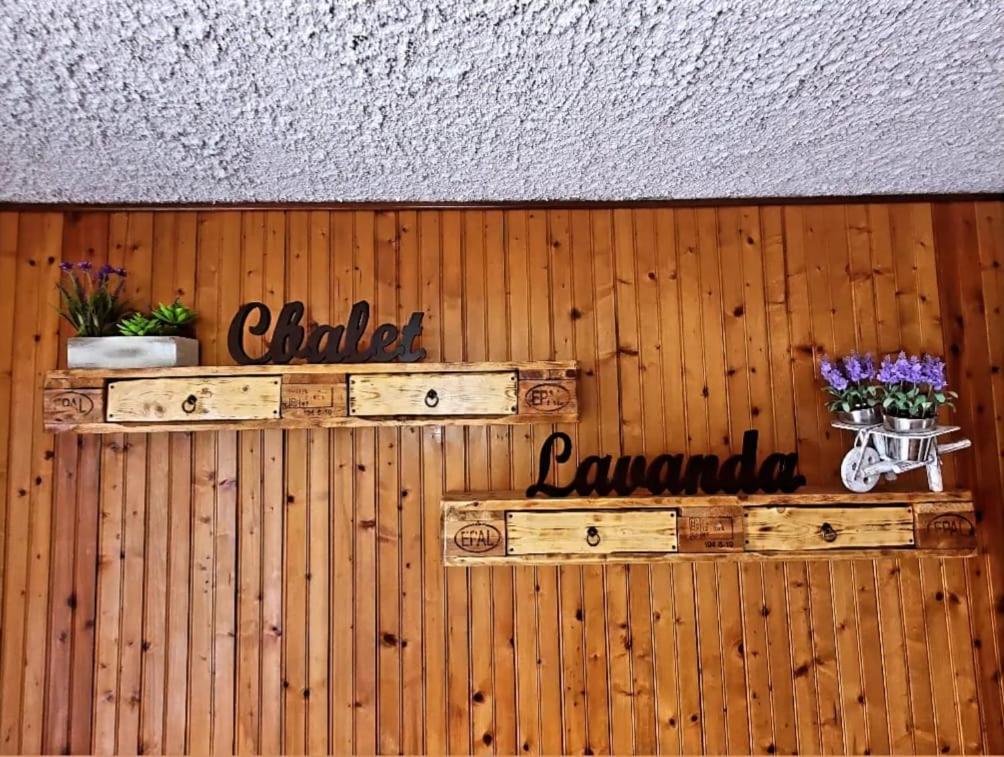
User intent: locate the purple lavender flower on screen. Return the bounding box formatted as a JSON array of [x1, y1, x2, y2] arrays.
[[820, 356, 849, 391], [77, 260, 93, 272], [877, 354, 897, 384], [921, 354, 947, 390], [878, 351, 922, 384], [58, 261, 74, 272], [862, 353, 875, 378], [842, 351, 875, 383], [878, 351, 955, 418]]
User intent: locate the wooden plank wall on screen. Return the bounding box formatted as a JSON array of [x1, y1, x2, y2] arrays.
[[0, 202, 1001, 754]]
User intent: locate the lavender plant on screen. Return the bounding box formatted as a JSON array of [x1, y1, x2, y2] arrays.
[[877, 352, 957, 419], [56, 262, 129, 336], [819, 352, 880, 413]]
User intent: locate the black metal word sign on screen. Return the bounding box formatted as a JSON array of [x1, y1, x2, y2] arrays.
[[527, 430, 806, 497], [228, 300, 426, 365]]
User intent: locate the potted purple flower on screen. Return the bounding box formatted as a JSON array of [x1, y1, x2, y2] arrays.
[[877, 352, 957, 461], [57, 261, 199, 368], [819, 352, 881, 424]]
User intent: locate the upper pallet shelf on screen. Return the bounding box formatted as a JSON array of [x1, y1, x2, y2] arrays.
[[43, 361, 578, 433]]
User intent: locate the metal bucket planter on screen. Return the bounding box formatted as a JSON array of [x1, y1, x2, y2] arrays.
[[880, 415, 936, 462], [836, 407, 881, 425]]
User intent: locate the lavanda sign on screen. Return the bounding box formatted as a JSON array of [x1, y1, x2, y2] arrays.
[[527, 430, 806, 497]]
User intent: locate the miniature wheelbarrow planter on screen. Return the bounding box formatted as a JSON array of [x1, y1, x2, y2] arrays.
[[835, 420, 971, 493]]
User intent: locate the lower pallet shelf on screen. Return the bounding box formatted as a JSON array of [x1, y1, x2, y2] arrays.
[[442, 490, 977, 565]]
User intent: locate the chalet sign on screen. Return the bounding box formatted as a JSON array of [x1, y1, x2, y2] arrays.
[[527, 429, 806, 497], [228, 300, 426, 365]]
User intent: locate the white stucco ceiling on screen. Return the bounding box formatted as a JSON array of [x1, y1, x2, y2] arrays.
[[1, 1, 1002, 203]]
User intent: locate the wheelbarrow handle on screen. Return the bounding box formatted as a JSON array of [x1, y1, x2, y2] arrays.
[[937, 439, 972, 455]]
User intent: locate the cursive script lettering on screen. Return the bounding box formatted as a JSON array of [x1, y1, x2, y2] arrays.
[[526, 430, 805, 497], [228, 300, 426, 365]]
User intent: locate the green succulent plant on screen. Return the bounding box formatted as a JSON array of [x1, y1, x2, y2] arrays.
[[117, 312, 163, 336], [151, 299, 197, 335]]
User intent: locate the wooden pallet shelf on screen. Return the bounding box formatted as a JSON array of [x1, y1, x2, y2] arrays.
[[443, 489, 977, 565], [43, 361, 578, 433]]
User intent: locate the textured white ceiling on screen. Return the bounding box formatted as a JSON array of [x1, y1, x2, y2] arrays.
[[1, 1, 1002, 203]]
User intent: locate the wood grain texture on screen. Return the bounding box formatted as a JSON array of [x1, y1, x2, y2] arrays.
[[443, 494, 974, 565], [347, 370, 517, 416], [105, 376, 281, 421], [0, 202, 1001, 754], [505, 509, 679, 555], [44, 362, 577, 432], [744, 505, 914, 551]]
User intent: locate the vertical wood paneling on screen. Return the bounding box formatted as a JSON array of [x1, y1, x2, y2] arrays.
[[505, 209, 540, 755], [0, 202, 1002, 755], [236, 211, 265, 755], [163, 212, 197, 755], [91, 213, 128, 754], [485, 209, 516, 756], [526, 207, 563, 756], [418, 209, 447, 756], [440, 209, 471, 754], [44, 212, 107, 755], [305, 212, 331, 755], [19, 213, 63, 754], [375, 210, 401, 755], [759, 205, 800, 757], [397, 209, 426, 754], [258, 211, 286, 756], [0, 213, 17, 656], [280, 212, 309, 754], [140, 213, 181, 755], [934, 200, 1004, 756]]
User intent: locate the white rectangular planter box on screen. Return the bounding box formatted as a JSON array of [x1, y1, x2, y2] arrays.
[[67, 336, 199, 369]]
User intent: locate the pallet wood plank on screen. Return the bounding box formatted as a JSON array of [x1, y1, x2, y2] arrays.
[[506, 510, 678, 556], [746, 506, 914, 551], [45, 361, 577, 432], [107, 376, 281, 422], [444, 494, 974, 564], [349, 370, 517, 417]]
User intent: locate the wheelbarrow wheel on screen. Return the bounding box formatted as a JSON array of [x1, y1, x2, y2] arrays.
[[841, 447, 881, 493]]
